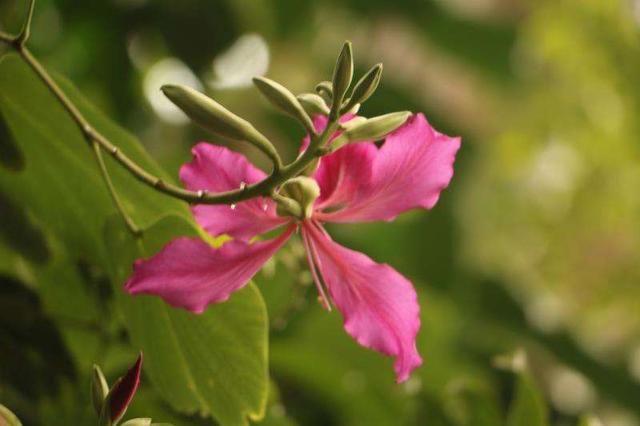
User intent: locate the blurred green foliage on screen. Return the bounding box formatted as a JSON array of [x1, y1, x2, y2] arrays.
[[1, 0, 639, 425]]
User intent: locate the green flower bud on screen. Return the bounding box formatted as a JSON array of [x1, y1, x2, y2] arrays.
[[274, 194, 302, 220], [91, 364, 110, 415], [342, 63, 383, 113], [331, 112, 411, 150], [339, 116, 367, 130], [314, 81, 333, 100], [343, 102, 361, 115], [275, 176, 320, 220], [331, 41, 353, 114], [0, 404, 22, 426], [162, 85, 280, 168], [297, 93, 330, 116], [253, 77, 315, 134]]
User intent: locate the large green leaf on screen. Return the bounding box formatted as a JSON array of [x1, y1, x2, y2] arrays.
[[0, 52, 191, 265], [0, 52, 269, 425], [104, 214, 268, 426]]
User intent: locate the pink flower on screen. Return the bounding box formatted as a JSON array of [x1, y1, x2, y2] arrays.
[[125, 113, 461, 383]]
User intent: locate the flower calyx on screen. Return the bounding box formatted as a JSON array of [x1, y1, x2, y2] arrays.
[[274, 176, 320, 221]]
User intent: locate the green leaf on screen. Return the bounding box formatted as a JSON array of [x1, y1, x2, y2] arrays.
[[504, 355, 548, 426], [0, 52, 191, 266], [104, 214, 268, 426], [0, 52, 269, 426], [0, 110, 24, 171], [445, 381, 503, 426]]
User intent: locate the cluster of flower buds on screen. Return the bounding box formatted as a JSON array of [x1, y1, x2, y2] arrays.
[[161, 41, 412, 219], [91, 353, 168, 426]]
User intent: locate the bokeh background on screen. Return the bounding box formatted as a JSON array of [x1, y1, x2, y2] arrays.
[[1, 0, 640, 425]]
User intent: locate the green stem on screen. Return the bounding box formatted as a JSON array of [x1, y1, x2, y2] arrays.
[[0, 31, 14, 43], [0, 13, 339, 208], [91, 142, 141, 237]]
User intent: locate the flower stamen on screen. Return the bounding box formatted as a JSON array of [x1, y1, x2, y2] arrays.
[[301, 227, 332, 311]]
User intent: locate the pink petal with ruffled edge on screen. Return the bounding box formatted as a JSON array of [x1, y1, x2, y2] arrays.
[[314, 113, 461, 223], [124, 226, 295, 313], [180, 143, 287, 241], [302, 222, 422, 383]]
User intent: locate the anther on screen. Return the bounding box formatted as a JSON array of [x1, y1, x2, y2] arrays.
[[317, 295, 331, 311]]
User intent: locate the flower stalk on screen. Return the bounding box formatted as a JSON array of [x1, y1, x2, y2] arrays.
[[0, 0, 406, 242]]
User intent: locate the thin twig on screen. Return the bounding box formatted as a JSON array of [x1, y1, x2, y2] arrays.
[[0, 31, 14, 43], [0, 1, 341, 211], [91, 141, 141, 236], [16, 0, 35, 46]]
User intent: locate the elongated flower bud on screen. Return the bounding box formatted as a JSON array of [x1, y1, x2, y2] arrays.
[[91, 365, 110, 415], [342, 63, 383, 113], [253, 77, 315, 134], [330, 41, 353, 116], [331, 112, 412, 150], [297, 93, 330, 116], [162, 85, 280, 168]]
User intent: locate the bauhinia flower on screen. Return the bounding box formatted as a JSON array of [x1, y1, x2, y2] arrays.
[[125, 113, 460, 382]]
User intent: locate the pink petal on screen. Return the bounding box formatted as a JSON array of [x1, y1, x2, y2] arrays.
[[313, 143, 376, 211], [314, 113, 461, 223], [124, 226, 294, 313], [180, 143, 287, 240], [302, 222, 422, 382]]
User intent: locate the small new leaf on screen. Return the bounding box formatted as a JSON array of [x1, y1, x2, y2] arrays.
[[330, 41, 353, 117], [331, 111, 411, 150], [91, 364, 110, 415], [107, 353, 144, 425], [342, 63, 383, 113], [253, 77, 315, 134], [162, 85, 280, 168]]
